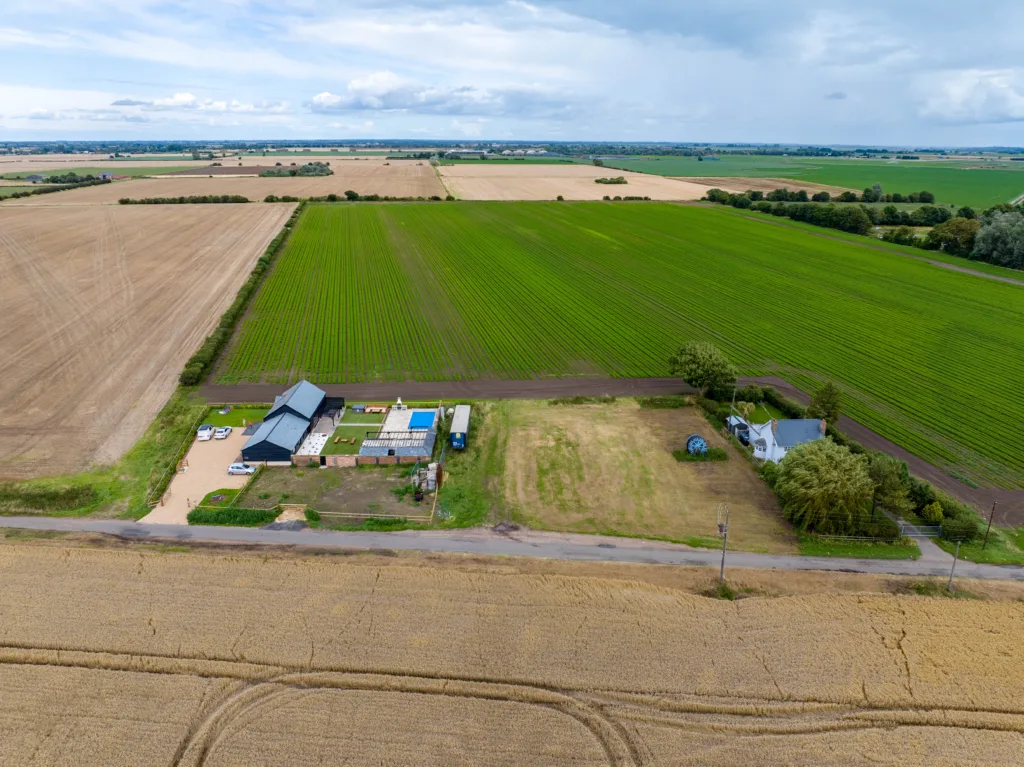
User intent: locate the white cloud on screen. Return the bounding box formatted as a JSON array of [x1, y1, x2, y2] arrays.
[[919, 69, 1024, 124]]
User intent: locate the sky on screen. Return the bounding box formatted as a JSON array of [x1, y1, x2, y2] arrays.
[[2, 0, 1024, 145]]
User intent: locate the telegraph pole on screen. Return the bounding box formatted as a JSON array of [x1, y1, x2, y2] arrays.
[[717, 503, 730, 584], [981, 501, 997, 550], [947, 541, 961, 592]]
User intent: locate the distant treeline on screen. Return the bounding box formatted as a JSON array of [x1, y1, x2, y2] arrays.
[[264, 192, 452, 203], [1, 175, 110, 201], [594, 176, 628, 185], [705, 186, 1024, 270], [259, 161, 333, 177], [118, 195, 250, 204]]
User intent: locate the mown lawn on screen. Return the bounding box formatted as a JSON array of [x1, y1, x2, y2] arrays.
[[797, 534, 921, 560]]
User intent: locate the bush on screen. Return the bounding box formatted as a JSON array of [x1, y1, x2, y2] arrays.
[[636, 395, 688, 408], [920, 501, 944, 524], [187, 507, 279, 526], [759, 461, 780, 490], [548, 395, 616, 406], [304, 509, 321, 523], [940, 516, 980, 542], [673, 447, 728, 462], [0, 483, 97, 511]]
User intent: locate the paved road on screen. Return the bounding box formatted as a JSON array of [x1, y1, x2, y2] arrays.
[[3, 516, 1022, 582]]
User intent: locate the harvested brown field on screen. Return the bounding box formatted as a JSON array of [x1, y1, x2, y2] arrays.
[[5, 162, 444, 204], [439, 163, 726, 200], [0, 544, 1022, 765], [499, 400, 792, 553], [676, 176, 854, 196], [0, 203, 295, 479]]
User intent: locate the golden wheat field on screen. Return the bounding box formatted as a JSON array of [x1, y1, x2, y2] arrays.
[[0, 545, 1022, 766]]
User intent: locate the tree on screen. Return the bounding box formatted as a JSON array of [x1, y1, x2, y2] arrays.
[[918, 190, 935, 203], [736, 401, 755, 420], [344, 190, 359, 201], [924, 217, 981, 257], [806, 381, 841, 423], [592, 158, 604, 167], [956, 206, 977, 220], [972, 210, 1024, 268], [775, 439, 874, 534], [867, 454, 913, 520], [667, 342, 737, 397], [837, 191, 858, 203], [811, 191, 831, 202]]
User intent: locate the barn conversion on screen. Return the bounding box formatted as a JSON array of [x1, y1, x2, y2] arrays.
[[241, 380, 328, 464]]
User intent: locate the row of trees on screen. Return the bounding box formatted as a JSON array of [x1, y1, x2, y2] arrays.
[[1, 176, 110, 201], [749, 186, 935, 204], [883, 203, 1024, 268], [259, 161, 333, 177], [667, 342, 982, 540], [118, 195, 250, 204]]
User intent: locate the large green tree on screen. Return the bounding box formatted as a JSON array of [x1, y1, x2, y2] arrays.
[[925, 217, 981, 257], [806, 381, 842, 424], [775, 439, 874, 534], [668, 342, 736, 397], [867, 453, 913, 520]]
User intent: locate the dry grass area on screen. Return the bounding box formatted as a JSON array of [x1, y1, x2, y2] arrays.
[[0, 543, 1022, 765], [503, 401, 792, 553], [676, 176, 854, 195], [6, 162, 443, 204], [0, 203, 294, 479], [439, 163, 726, 200]]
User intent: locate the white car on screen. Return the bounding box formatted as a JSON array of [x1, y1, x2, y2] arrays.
[[227, 463, 257, 475], [214, 426, 232, 440], [196, 424, 214, 441]]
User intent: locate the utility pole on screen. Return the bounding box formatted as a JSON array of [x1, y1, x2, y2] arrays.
[[717, 503, 730, 584], [982, 501, 997, 550], [947, 541, 961, 592]]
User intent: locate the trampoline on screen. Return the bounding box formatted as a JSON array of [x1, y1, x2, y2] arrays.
[[408, 411, 436, 430]]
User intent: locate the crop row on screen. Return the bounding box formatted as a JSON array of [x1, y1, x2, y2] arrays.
[[218, 202, 1024, 487]]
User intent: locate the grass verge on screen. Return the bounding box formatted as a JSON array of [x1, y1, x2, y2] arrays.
[[187, 507, 279, 526], [797, 533, 920, 560], [935, 528, 1024, 565]]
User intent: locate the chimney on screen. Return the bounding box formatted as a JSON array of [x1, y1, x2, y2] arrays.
[[771, 419, 778, 435], [820, 419, 827, 435]]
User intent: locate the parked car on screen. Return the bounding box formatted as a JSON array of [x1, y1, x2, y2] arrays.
[[227, 463, 257, 476], [214, 426, 232, 440], [196, 424, 214, 441]]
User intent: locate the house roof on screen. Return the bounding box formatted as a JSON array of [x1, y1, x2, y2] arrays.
[[265, 380, 325, 421], [242, 413, 309, 453], [773, 419, 825, 448]]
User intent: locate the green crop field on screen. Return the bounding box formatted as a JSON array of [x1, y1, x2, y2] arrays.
[[597, 156, 1024, 209], [1, 166, 191, 179], [218, 201, 1024, 488]]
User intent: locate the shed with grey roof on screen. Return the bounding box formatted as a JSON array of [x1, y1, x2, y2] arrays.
[[241, 413, 312, 463], [265, 380, 326, 423]]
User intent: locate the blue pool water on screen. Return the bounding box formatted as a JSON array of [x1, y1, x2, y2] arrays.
[[408, 411, 436, 430]]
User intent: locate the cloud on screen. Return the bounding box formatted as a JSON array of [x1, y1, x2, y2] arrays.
[[109, 92, 288, 114], [309, 72, 574, 118], [824, 92, 846, 100], [919, 68, 1024, 124]]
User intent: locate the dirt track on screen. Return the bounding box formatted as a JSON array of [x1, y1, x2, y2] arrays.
[[0, 204, 295, 479]]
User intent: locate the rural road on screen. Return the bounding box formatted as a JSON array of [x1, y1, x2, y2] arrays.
[[3, 516, 1023, 582]]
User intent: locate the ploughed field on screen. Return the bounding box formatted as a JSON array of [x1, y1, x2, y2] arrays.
[[1, 544, 1022, 766], [0, 203, 295, 479], [218, 202, 1024, 488]]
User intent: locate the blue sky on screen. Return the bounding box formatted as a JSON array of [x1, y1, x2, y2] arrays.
[[2, 0, 1024, 144]]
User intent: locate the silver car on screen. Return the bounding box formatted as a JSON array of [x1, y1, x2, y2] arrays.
[[214, 426, 232, 440], [227, 463, 256, 475]]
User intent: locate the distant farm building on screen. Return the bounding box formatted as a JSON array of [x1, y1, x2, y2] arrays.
[[444, 149, 489, 159], [728, 417, 826, 463], [25, 174, 44, 183], [98, 172, 114, 180]]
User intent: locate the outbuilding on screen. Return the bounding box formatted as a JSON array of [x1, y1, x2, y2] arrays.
[[240, 413, 312, 464], [450, 405, 471, 449]]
